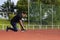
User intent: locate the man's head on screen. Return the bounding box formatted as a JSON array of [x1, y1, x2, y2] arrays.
[[22, 11, 27, 17]]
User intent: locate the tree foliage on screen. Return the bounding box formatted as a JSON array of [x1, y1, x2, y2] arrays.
[[17, 0, 28, 11], [29, 0, 60, 25], [40, 0, 60, 5], [1, 0, 14, 12]]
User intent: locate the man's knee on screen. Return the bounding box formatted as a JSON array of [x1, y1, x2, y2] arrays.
[[14, 29, 18, 32]]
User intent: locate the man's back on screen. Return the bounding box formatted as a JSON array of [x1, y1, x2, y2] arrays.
[[11, 14, 22, 23]]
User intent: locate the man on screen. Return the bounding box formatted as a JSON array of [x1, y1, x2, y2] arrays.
[[6, 11, 27, 32]]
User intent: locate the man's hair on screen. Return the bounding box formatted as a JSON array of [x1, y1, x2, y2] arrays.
[[17, 10, 26, 15], [22, 11, 26, 14]]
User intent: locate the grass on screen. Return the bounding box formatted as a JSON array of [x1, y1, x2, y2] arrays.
[[0, 19, 10, 24], [0, 24, 60, 30], [0, 19, 10, 30], [0, 25, 2, 30], [0, 19, 60, 30], [0, 19, 28, 30]]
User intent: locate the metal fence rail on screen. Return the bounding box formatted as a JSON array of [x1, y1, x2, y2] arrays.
[[0, 24, 60, 30]]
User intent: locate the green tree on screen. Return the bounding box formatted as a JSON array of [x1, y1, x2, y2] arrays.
[[40, 0, 60, 5], [2, 0, 14, 12], [17, 0, 28, 11], [40, 0, 56, 4], [40, 0, 60, 25], [1, 0, 15, 20], [29, 0, 60, 25]]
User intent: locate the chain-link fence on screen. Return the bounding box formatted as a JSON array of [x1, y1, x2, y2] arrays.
[[28, 0, 60, 25], [27, 0, 60, 30]]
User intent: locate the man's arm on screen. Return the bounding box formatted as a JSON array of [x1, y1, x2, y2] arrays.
[[19, 20, 24, 29]]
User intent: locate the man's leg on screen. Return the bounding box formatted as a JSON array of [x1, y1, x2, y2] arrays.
[[6, 22, 18, 32], [6, 26, 17, 32]]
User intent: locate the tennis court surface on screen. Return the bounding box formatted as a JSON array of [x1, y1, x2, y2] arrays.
[[0, 29, 60, 40]]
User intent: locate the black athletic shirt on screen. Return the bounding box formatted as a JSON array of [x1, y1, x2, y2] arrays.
[[11, 14, 22, 23]]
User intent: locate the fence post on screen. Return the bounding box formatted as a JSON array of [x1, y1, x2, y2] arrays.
[[18, 25, 20, 30], [33, 25, 34, 30], [52, 25, 53, 29], [2, 24, 4, 30], [58, 25, 59, 29], [46, 25, 47, 29], [28, 25, 30, 29], [26, 25, 27, 30], [39, 25, 42, 29]]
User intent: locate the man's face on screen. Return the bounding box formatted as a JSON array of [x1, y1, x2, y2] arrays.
[[22, 13, 27, 17]]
